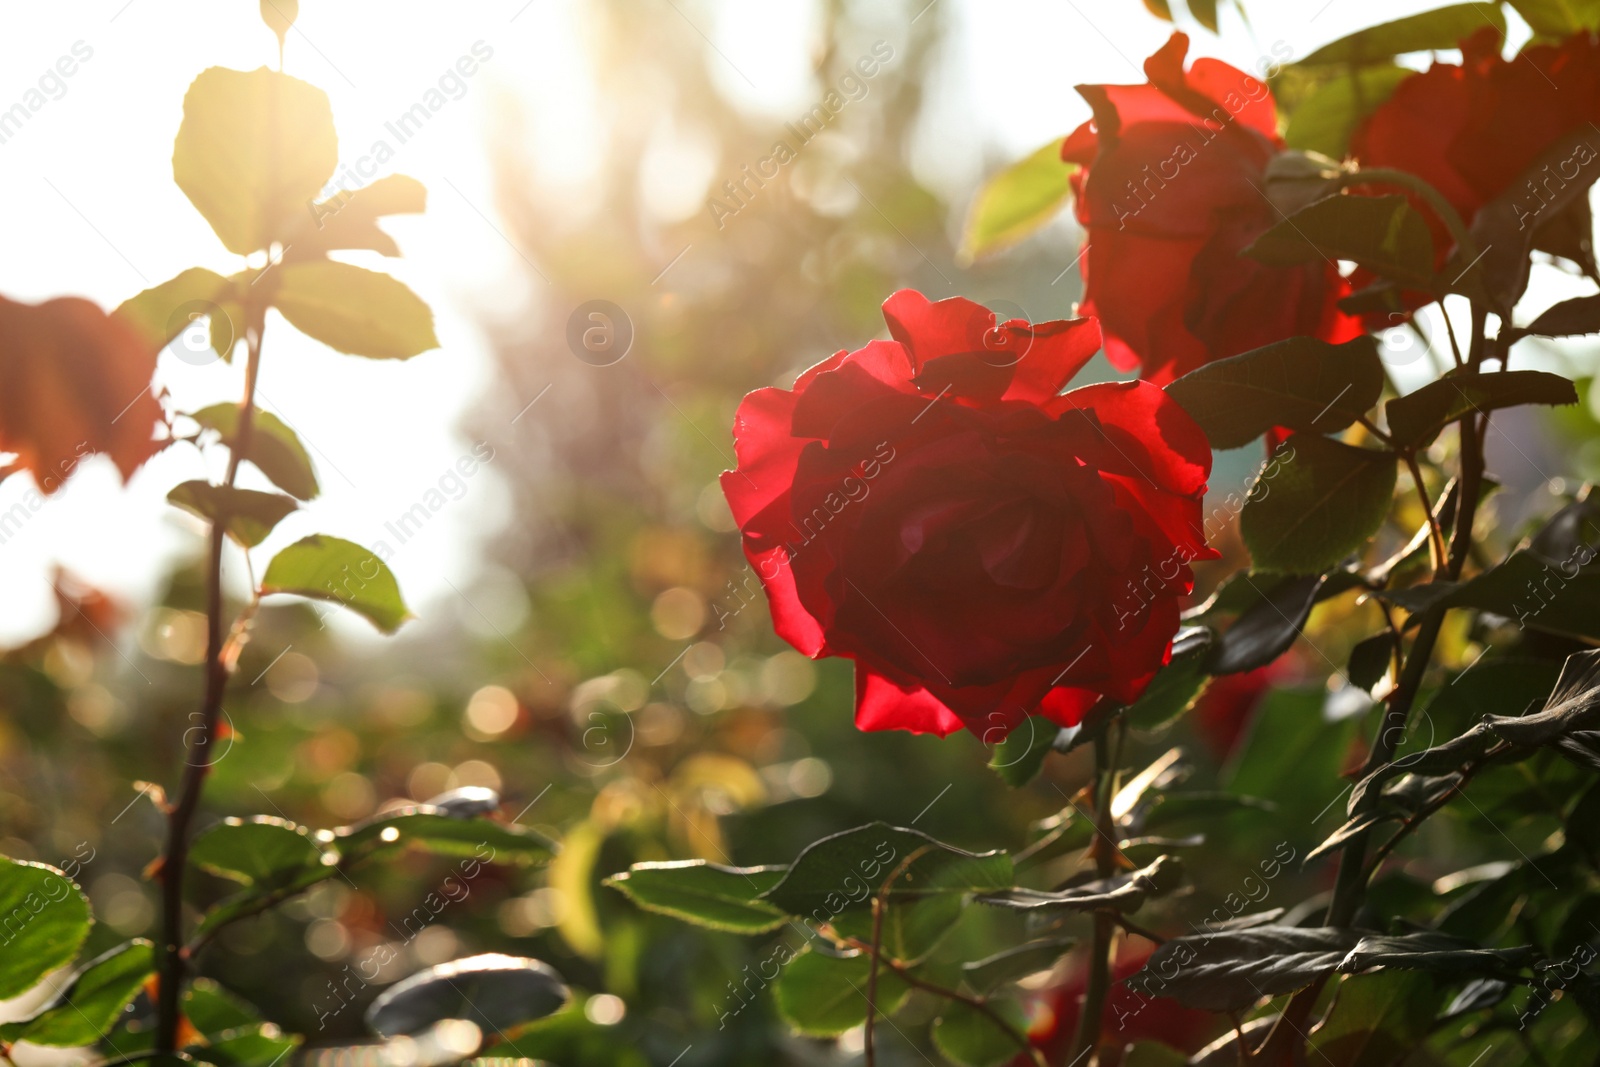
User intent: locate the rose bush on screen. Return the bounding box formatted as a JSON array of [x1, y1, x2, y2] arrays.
[[1062, 33, 1358, 383], [721, 288, 1217, 739]]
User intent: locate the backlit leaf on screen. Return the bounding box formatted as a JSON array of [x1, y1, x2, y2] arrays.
[[1241, 435, 1397, 574], [1246, 194, 1434, 290], [605, 861, 790, 934], [190, 817, 324, 886], [366, 954, 569, 1038], [1165, 336, 1383, 449], [273, 261, 438, 360], [959, 140, 1077, 262], [114, 268, 236, 361], [0, 857, 92, 999], [1385, 370, 1577, 448], [293, 174, 427, 259], [173, 66, 337, 255], [260, 534, 411, 633], [931, 998, 1029, 1067], [189, 404, 319, 501], [166, 481, 298, 547], [773, 950, 909, 1037], [1285, 66, 1412, 159], [0, 940, 154, 1047], [1298, 5, 1504, 65]]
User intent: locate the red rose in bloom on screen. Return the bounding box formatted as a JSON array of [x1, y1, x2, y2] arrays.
[[1063, 33, 1358, 383], [1351, 27, 1600, 261], [721, 290, 1218, 739]]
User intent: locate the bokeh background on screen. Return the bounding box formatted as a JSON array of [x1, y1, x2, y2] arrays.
[[3, 1, 1599, 1063]]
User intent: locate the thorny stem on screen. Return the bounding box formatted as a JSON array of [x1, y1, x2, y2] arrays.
[[864, 896, 886, 1066], [864, 845, 931, 1067], [1068, 721, 1124, 1065], [1404, 452, 1448, 576], [155, 301, 266, 1053], [1264, 295, 1496, 1066], [839, 936, 1049, 1067], [1363, 749, 1503, 879]]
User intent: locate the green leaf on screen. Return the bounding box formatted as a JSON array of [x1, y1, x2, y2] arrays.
[[337, 807, 557, 865], [1523, 293, 1600, 339], [931, 998, 1029, 1067], [959, 141, 1077, 262], [366, 954, 570, 1039], [0, 940, 154, 1047], [1298, 4, 1505, 65], [260, 534, 411, 633], [1186, 0, 1220, 31], [273, 261, 438, 360], [173, 67, 337, 255], [961, 937, 1077, 994], [0, 857, 93, 999], [191, 817, 325, 886], [1307, 972, 1444, 1065], [198, 1024, 301, 1067], [1338, 930, 1538, 976], [604, 861, 789, 934], [1128, 628, 1213, 729], [978, 855, 1183, 913], [183, 979, 264, 1036], [1507, 0, 1600, 35], [167, 481, 298, 548], [1241, 435, 1397, 574], [1246, 194, 1435, 290], [1285, 66, 1413, 159], [762, 823, 1012, 920], [294, 174, 427, 258], [114, 268, 236, 359], [1166, 336, 1384, 450], [773, 950, 909, 1037], [1419, 659, 1564, 742], [988, 717, 1062, 787], [1385, 370, 1578, 448], [190, 404, 319, 501], [1206, 574, 1325, 675], [1128, 925, 1363, 1012], [1385, 551, 1600, 641], [1347, 634, 1393, 693]]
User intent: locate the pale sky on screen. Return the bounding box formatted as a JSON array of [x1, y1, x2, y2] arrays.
[[0, 0, 1570, 646]]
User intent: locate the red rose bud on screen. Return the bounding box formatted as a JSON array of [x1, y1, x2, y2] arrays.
[[721, 289, 1219, 739], [1063, 33, 1358, 383]]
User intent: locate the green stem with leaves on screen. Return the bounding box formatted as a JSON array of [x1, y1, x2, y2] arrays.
[[1262, 258, 1497, 1065], [155, 300, 265, 1053]]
